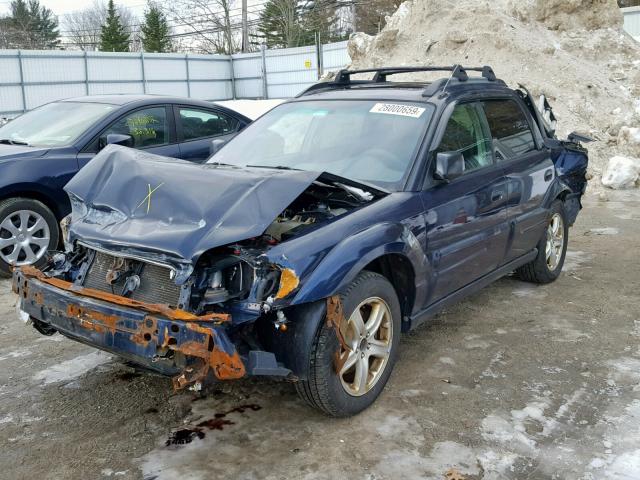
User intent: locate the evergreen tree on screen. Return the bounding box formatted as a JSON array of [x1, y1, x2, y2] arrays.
[[8, 0, 59, 49], [99, 0, 130, 52], [141, 2, 171, 52], [258, 0, 302, 48]]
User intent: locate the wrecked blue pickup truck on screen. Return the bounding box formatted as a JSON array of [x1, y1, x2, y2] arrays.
[[14, 66, 589, 416]]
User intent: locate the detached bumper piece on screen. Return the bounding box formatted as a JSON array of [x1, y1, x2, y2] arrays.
[[13, 267, 246, 390]]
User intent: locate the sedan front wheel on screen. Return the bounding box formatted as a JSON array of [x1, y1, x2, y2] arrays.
[[0, 198, 59, 278]]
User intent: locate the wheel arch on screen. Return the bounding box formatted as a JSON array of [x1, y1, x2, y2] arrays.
[[363, 253, 416, 328], [0, 185, 67, 220]]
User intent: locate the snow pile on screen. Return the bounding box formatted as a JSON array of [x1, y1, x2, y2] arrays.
[[601, 156, 640, 189], [346, 0, 640, 189]]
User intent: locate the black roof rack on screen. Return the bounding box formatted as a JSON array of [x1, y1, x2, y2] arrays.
[[297, 65, 502, 97]]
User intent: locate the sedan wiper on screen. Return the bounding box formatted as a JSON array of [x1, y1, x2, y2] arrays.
[[0, 138, 30, 146], [246, 165, 301, 171]]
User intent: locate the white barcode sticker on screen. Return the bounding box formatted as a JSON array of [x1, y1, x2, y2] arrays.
[[370, 103, 426, 118]]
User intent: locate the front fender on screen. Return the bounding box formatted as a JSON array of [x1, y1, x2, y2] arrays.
[[290, 222, 429, 307]]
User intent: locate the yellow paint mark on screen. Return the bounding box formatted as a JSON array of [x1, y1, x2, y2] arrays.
[[136, 182, 165, 214]]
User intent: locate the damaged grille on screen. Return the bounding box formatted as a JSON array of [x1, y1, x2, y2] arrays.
[[83, 251, 182, 307]]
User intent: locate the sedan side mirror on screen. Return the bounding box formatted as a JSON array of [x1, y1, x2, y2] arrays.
[[434, 151, 465, 182], [209, 138, 230, 156], [106, 134, 133, 147]]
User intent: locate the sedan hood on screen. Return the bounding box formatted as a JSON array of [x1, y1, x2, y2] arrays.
[[65, 146, 321, 274], [0, 144, 49, 161]]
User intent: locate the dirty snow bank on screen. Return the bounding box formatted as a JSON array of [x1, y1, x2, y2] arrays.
[[346, 0, 640, 189], [602, 156, 640, 189]]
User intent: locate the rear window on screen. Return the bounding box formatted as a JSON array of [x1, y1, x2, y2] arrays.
[[481, 100, 536, 160]]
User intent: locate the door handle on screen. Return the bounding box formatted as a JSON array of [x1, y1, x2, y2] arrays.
[[544, 169, 553, 181], [491, 190, 504, 202]]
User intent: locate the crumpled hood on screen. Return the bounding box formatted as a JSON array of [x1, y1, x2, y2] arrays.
[[65, 146, 320, 270]]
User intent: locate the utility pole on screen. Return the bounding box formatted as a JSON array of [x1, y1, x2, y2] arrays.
[[351, 0, 357, 33], [241, 0, 249, 53]]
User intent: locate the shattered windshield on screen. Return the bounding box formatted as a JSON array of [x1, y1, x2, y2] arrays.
[[209, 99, 433, 191], [0, 101, 115, 148]]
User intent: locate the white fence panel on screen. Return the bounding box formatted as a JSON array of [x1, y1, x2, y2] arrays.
[[0, 85, 23, 113], [323, 41, 350, 71], [0, 40, 350, 117], [88, 82, 144, 95], [145, 81, 189, 97], [21, 51, 85, 83], [144, 55, 187, 80], [25, 83, 86, 110], [0, 51, 21, 84], [623, 7, 640, 41]]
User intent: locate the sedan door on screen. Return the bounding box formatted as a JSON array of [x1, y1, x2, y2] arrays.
[[421, 102, 510, 305], [77, 105, 179, 168], [478, 98, 554, 263], [175, 106, 242, 162]]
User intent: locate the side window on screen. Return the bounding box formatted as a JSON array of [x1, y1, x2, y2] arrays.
[[437, 103, 493, 174], [179, 108, 239, 141], [102, 107, 168, 149], [482, 99, 536, 161]]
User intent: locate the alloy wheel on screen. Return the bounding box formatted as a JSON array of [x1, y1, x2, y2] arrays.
[[337, 296, 393, 397], [545, 212, 564, 271], [0, 210, 51, 266]]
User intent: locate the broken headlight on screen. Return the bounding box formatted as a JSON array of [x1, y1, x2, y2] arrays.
[[201, 258, 255, 306]]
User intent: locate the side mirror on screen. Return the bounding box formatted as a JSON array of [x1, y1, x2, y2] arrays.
[[100, 134, 133, 149], [209, 138, 229, 156], [106, 134, 133, 147], [434, 151, 465, 182]]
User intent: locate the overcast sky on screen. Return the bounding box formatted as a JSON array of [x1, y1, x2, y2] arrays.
[[0, 0, 147, 16]]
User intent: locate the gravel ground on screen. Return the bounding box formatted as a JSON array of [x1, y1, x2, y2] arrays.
[[0, 190, 638, 480]]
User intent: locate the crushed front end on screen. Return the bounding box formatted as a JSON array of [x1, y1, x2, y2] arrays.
[[14, 262, 250, 389], [13, 147, 383, 391]]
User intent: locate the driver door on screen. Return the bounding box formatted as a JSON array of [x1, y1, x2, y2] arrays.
[[77, 105, 179, 168], [421, 102, 510, 305]]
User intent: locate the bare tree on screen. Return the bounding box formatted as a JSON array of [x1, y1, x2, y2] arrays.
[[62, 1, 138, 51], [163, 0, 240, 54]]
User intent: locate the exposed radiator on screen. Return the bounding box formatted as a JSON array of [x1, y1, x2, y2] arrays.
[[83, 251, 182, 307]]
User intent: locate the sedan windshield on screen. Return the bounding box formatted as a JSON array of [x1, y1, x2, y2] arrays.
[[0, 102, 116, 148], [210, 100, 433, 190]]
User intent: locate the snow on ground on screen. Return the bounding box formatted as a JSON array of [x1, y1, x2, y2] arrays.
[[32, 351, 112, 385]]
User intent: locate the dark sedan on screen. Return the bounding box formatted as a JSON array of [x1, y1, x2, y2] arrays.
[[0, 95, 254, 276]]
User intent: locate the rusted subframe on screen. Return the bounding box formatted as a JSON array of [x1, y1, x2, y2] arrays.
[[169, 321, 246, 389], [326, 295, 352, 374], [18, 265, 229, 323], [17, 266, 244, 389]]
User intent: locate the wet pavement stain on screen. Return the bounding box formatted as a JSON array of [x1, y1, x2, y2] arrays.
[[165, 404, 262, 446]]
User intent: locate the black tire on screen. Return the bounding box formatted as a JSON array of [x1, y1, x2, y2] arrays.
[[295, 271, 401, 417], [516, 200, 568, 284], [0, 197, 59, 278]]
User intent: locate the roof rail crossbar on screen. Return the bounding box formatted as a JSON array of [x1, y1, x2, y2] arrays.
[[296, 65, 499, 97]]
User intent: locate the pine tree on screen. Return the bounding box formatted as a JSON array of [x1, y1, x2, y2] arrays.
[[258, 0, 304, 48], [99, 0, 130, 52], [141, 2, 171, 53], [8, 0, 59, 49]]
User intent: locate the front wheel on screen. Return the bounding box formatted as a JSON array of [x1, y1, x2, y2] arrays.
[[516, 200, 568, 284], [0, 198, 59, 278], [295, 271, 401, 417]]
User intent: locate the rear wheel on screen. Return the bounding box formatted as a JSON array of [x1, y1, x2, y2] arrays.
[[0, 198, 59, 278], [295, 271, 401, 417], [516, 200, 568, 284]]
